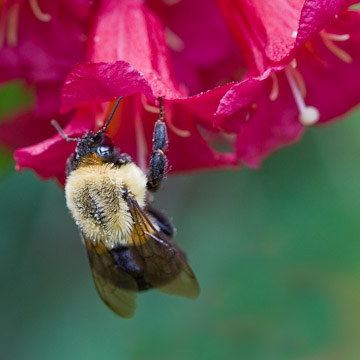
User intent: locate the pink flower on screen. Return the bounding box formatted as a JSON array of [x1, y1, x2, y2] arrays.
[[14, 0, 240, 183], [0, 0, 359, 182], [216, 0, 360, 166], [0, 0, 94, 149]]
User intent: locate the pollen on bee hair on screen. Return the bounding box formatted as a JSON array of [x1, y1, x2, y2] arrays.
[[65, 162, 147, 249]]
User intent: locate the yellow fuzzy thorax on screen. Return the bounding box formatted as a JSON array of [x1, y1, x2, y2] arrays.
[[65, 161, 147, 248]]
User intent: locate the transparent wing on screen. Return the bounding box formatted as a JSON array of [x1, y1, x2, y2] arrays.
[[127, 196, 200, 299], [83, 197, 199, 319], [84, 237, 138, 318]]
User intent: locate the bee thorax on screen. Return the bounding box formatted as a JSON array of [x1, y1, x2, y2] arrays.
[[65, 162, 147, 248]]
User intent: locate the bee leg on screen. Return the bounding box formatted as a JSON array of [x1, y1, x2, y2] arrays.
[[147, 99, 168, 192], [146, 205, 175, 237], [117, 153, 132, 165]]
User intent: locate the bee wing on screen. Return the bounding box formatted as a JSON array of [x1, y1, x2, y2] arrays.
[[127, 197, 200, 299], [84, 237, 138, 318]]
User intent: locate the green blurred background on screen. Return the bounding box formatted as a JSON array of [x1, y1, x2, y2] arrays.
[[1, 84, 360, 360]]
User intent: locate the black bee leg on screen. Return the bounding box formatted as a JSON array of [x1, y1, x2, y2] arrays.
[[145, 205, 175, 237], [147, 98, 168, 192]]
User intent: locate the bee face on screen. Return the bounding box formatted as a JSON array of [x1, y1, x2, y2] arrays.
[[55, 97, 199, 318], [74, 133, 118, 162]]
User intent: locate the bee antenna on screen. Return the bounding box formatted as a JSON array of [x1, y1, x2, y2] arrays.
[[51, 120, 81, 142], [158, 96, 164, 121], [97, 96, 123, 135]]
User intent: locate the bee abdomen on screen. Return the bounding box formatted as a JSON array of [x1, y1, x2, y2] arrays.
[[111, 246, 152, 291]]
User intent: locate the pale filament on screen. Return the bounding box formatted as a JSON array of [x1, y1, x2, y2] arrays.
[[0, 0, 51, 49], [141, 94, 160, 114], [141, 94, 190, 138], [164, 108, 190, 137], [159, 100, 190, 138], [290, 66, 306, 98], [0, 6, 7, 48], [320, 30, 352, 63], [162, 0, 182, 5], [285, 66, 320, 126], [29, 0, 51, 22], [6, 3, 19, 46], [269, 73, 279, 101], [165, 27, 184, 52]]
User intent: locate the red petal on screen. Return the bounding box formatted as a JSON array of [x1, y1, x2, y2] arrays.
[[0, 0, 91, 84], [235, 73, 304, 168], [296, 0, 355, 46], [169, 83, 234, 121], [15, 106, 94, 184], [147, 0, 246, 95], [297, 10, 360, 123], [217, 0, 353, 75], [0, 82, 71, 149], [106, 95, 239, 172], [87, 0, 184, 98], [60, 61, 155, 113], [217, 0, 305, 74]]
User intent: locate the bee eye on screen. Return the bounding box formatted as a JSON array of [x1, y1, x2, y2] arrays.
[[97, 146, 112, 157]]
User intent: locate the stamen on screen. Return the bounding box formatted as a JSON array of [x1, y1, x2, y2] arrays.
[[6, 3, 19, 47], [285, 67, 320, 126], [166, 116, 190, 137], [29, 0, 51, 22], [141, 94, 160, 114], [269, 73, 279, 101], [290, 67, 306, 98], [162, 0, 181, 5], [323, 33, 350, 41], [320, 31, 352, 63], [162, 102, 190, 137], [0, 7, 6, 49], [164, 27, 184, 52], [141, 95, 190, 137]]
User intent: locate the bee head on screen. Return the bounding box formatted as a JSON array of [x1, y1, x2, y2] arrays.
[[75, 132, 116, 161], [51, 96, 122, 162]]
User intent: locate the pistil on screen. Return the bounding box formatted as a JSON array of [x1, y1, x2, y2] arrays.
[[285, 66, 319, 126]]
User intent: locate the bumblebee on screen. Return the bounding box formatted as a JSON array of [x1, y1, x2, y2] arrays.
[[52, 97, 199, 318]]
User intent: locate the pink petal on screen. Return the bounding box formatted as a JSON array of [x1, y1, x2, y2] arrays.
[[297, 10, 360, 123], [217, 0, 353, 76], [0, 0, 91, 84], [87, 0, 184, 98], [169, 83, 234, 121], [15, 106, 94, 184], [217, 0, 305, 74], [296, 0, 356, 46], [60, 61, 155, 113], [0, 82, 71, 149], [235, 73, 304, 168], [108, 95, 239, 172], [146, 0, 246, 95]]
